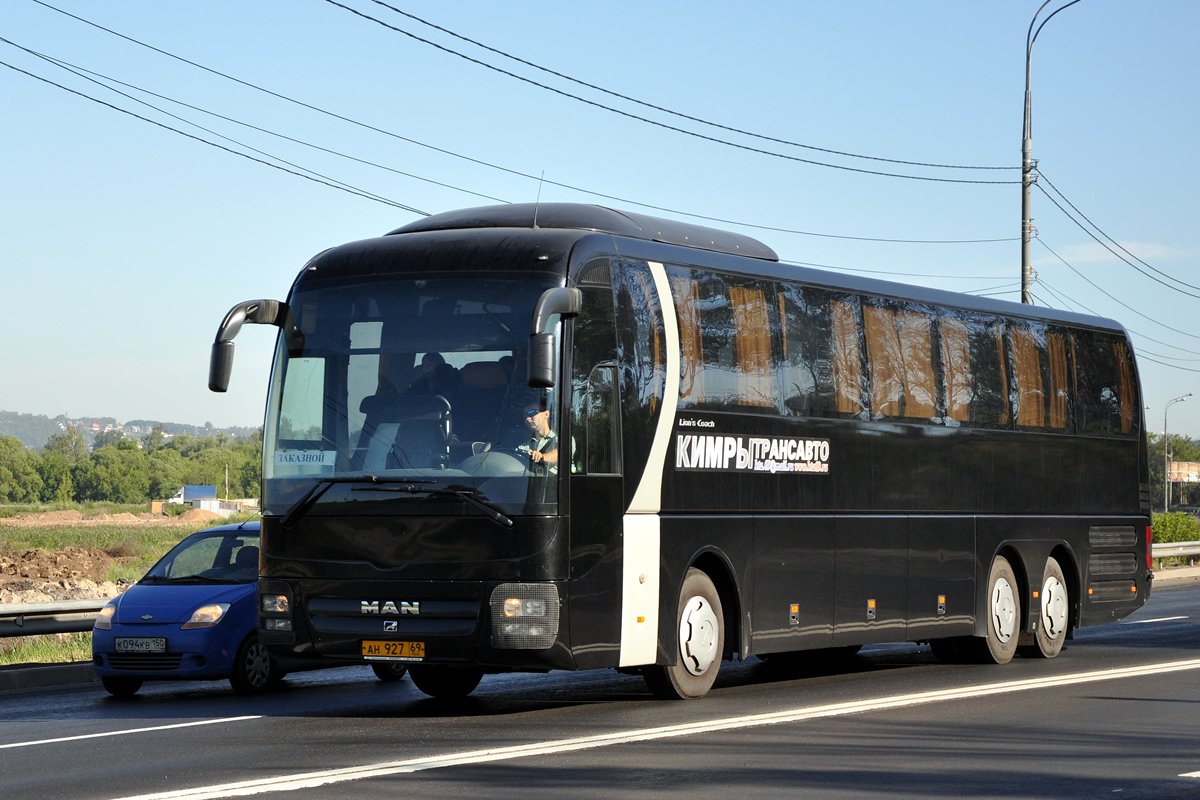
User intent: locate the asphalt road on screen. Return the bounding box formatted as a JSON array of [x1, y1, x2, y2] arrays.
[[2, 581, 1198, 800]]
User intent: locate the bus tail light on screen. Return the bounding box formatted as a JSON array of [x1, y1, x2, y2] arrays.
[[1146, 525, 1154, 572], [490, 583, 559, 650]]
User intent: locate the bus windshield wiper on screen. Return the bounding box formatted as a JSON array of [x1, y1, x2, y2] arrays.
[[354, 483, 514, 528], [280, 474, 436, 528]]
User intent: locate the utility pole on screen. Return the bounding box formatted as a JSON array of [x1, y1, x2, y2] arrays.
[[1164, 393, 1192, 513], [1022, 0, 1083, 304]]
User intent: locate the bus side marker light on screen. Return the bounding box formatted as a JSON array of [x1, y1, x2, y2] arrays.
[[637, 616, 645, 623], [937, 595, 946, 616], [867, 599, 876, 620], [789, 604, 799, 626], [1033, 591, 1039, 599]]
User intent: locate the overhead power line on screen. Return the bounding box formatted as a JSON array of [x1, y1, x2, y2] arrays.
[[6, 37, 507, 205], [1038, 170, 1200, 293], [323, 0, 1020, 185], [367, 0, 1017, 173], [1035, 183, 1200, 301], [28, 0, 1018, 245], [1036, 239, 1200, 342], [0, 56, 428, 215]]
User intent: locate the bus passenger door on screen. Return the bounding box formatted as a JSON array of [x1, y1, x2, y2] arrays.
[[833, 516, 908, 645]]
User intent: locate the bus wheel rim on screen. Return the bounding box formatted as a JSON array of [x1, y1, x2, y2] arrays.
[[1041, 576, 1068, 639], [679, 595, 719, 676], [991, 577, 1017, 643]]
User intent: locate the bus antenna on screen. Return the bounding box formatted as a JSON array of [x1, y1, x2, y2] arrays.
[[533, 171, 545, 229]]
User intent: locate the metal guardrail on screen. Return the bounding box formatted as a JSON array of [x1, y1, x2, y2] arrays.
[[1152, 541, 1200, 559], [0, 598, 106, 638]]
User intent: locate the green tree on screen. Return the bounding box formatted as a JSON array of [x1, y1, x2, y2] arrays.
[[92, 430, 124, 449], [37, 451, 75, 503], [75, 442, 150, 503], [0, 436, 43, 502], [147, 447, 187, 501], [43, 425, 89, 464], [141, 425, 166, 451]]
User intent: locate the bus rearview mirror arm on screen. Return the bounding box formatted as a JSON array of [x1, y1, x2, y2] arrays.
[[209, 299, 293, 393], [528, 287, 582, 389]]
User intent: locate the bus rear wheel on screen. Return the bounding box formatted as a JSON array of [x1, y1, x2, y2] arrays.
[[1018, 557, 1069, 659], [409, 666, 483, 698], [645, 568, 724, 700], [962, 555, 1021, 664]]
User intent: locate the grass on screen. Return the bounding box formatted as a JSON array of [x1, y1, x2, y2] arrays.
[[0, 632, 92, 666]]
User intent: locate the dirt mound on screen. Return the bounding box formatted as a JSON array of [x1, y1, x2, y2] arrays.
[[179, 508, 221, 523], [0, 546, 112, 584], [2, 509, 85, 525], [88, 512, 142, 523], [0, 547, 134, 603]]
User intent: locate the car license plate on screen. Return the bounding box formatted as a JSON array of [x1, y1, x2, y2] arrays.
[[362, 640, 424, 661], [114, 637, 166, 654]]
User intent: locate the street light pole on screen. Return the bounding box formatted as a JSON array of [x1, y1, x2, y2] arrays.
[[1022, 0, 1083, 304], [1164, 393, 1193, 513]]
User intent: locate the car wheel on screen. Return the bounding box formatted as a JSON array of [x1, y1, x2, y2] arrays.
[[229, 634, 278, 695], [644, 567, 724, 700], [101, 676, 143, 697], [408, 666, 483, 698], [371, 662, 408, 682]]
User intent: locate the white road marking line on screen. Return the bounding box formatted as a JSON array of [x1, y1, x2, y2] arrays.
[[1181, 770, 1200, 778], [1122, 616, 1189, 624], [110, 658, 1200, 800], [0, 716, 261, 750]]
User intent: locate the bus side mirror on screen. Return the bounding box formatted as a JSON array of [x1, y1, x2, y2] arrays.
[[208, 299, 292, 392], [528, 288, 582, 389]]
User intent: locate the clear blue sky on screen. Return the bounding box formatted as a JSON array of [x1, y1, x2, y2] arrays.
[[3, 1, 1198, 436]]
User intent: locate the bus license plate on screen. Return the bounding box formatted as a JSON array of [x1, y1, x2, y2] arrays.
[[114, 637, 166, 653], [362, 640, 424, 661]]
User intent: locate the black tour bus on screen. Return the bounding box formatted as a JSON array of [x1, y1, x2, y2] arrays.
[[210, 204, 1151, 699]]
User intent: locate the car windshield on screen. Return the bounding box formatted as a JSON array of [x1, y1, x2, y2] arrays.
[[262, 274, 563, 518], [142, 529, 261, 583]]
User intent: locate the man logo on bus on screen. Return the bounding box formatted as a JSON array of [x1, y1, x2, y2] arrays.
[[675, 434, 830, 474], [360, 600, 421, 615]]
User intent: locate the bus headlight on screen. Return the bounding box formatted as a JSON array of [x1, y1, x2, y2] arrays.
[[490, 583, 559, 650]]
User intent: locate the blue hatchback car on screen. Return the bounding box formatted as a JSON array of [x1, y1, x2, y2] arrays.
[[91, 521, 276, 696]]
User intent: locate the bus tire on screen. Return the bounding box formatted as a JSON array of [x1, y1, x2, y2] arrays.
[[644, 568, 724, 700], [101, 676, 143, 697], [963, 555, 1021, 664], [371, 662, 409, 682], [1017, 557, 1069, 659], [409, 666, 483, 698]]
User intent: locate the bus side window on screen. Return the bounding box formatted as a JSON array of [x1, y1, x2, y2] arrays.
[[1073, 330, 1136, 435], [585, 365, 621, 474], [570, 259, 619, 474], [778, 284, 837, 417]]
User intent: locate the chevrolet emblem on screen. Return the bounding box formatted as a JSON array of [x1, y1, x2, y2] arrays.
[[141, 614, 154, 620]]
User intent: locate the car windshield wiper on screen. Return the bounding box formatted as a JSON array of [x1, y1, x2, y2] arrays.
[[281, 474, 437, 528], [353, 483, 514, 528]]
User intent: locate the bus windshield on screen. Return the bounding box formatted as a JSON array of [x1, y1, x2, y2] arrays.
[[262, 274, 562, 518]]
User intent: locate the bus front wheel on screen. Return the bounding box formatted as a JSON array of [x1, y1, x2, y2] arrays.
[[645, 567, 724, 700], [409, 666, 483, 699]]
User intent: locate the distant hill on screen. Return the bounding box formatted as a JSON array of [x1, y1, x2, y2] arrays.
[[0, 410, 259, 451]]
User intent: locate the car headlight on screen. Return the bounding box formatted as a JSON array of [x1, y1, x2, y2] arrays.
[[181, 603, 231, 630], [94, 603, 116, 631]]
